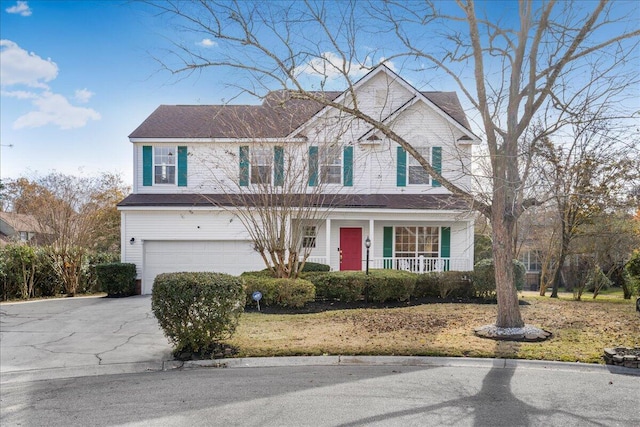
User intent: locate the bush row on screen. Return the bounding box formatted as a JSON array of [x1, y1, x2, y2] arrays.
[[0, 244, 119, 300]]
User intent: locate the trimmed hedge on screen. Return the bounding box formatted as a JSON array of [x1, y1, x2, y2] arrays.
[[471, 258, 526, 298], [96, 262, 136, 297], [414, 271, 473, 299], [300, 262, 331, 272], [243, 276, 316, 308], [303, 271, 366, 302], [365, 270, 416, 302], [151, 272, 244, 354]]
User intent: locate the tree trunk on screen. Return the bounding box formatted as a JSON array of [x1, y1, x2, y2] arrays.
[[491, 202, 524, 328], [550, 232, 570, 298]]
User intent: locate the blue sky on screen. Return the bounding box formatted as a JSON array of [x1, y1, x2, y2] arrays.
[[0, 0, 250, 185], [1, 1, 638, 187]]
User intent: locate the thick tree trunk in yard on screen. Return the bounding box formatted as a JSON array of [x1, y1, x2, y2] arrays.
[[491, 180, 525, 328]]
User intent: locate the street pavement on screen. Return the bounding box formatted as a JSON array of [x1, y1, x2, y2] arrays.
[[1, 296, 638, 426]]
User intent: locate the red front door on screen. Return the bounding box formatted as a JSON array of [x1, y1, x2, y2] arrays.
[[340, 228, 362, 271]]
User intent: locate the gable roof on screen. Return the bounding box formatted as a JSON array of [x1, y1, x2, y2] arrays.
[[129, 68, 472, 140]]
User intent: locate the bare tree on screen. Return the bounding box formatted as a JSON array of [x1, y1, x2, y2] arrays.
[[190, 101, 353, 278], [144, 0, 640, 329], [534, 117, 640, 298]]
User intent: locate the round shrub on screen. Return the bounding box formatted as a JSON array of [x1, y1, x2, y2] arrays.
[[243, 276, 315, 308], [472, 258, 525, 298], [303, 271, 366, 302], [96, 262, 137, 297], [414, 272, 441, 298], [151, 272, 244, 354], [365, 270, 416, 302]]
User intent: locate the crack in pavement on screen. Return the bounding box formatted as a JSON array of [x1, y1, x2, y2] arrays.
[[96, 333, 141, 365]]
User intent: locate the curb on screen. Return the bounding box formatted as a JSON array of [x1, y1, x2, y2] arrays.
[[4, 356, 637, 384], [182, 355, 640, 376]]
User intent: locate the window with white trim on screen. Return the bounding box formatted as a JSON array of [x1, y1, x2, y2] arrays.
[[408, 146, 430, 185], [395, 226, 439, 258], [250, 147, 272, 184], [519, 250, 542, 272], [319, 145, 341, 184], [154, 147, 176, 184], [302, 226, 317, 248]]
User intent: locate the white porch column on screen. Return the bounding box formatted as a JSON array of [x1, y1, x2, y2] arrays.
[[325, 218, 332, 267], [368, 218, 375, 252]]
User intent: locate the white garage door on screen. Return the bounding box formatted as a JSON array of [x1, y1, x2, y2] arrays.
[[143, 240, 263, 294]]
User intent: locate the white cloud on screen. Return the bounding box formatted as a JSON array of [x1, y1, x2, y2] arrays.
[[13, 91, 101, 130], [294, 52, 398, 81], [5, 1, 32, 16], [0, 40, 58, 88], [295, 52, 369, 79], [196, 38, 217, 48], [74, 88, 94, 103], [1, 89, 38, 99]]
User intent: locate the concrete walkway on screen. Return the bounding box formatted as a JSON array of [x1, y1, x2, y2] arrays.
[[1, 295, 637, 385]]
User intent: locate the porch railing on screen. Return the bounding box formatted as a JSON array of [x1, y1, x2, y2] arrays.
[[302, 256, 470, 272], [369, 257, 470, 273]]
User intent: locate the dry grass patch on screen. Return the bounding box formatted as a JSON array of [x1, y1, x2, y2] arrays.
[[227, 295, 639, 364]]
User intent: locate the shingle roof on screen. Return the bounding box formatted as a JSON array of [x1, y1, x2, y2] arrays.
[[118, 193, 470, 211], [129, 90, 470, 139]]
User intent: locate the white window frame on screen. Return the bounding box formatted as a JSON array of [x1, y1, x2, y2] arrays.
[[407, 146, 431, 185], [250, 147, 273, 185], [319, 145, 342, 185], [302, 226, 317, 248], [154, 146, 176, 185], [394, 226, 439, 258]]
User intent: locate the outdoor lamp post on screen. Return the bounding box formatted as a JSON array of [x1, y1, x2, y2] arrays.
[[365, 236, 371, 275]]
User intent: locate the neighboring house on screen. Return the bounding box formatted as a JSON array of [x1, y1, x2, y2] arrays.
[[118, 65, 480, 294], [0, 212, 47, 245]]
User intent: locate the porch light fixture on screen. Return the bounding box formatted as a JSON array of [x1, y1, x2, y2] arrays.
[[365, 236, 371, 275], [130, 237, 135, 245]]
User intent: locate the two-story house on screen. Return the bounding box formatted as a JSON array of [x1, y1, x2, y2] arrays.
[[118, 65, 479, 294]]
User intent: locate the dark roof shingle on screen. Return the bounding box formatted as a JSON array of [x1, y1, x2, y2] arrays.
[[129, 90, 470, 139], [118, 193, 470, 211]]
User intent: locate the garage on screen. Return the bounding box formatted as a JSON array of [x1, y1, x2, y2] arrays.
[[142, 240, 263, 294]]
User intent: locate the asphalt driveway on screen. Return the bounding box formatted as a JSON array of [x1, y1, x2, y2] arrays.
[[0, 295, 173, 383]]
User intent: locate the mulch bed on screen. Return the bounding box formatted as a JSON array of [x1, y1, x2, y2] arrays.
[[245, 296, 530, 315]]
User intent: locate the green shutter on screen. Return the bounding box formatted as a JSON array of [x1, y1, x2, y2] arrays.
[[396, 146, 406, 187], [441, 227, 451, 258], [343, 146, 353, 186], [432, 146, 442, 187], [239, 146, 249, 187], [383, 226, 393, 269], [308, 146, 318, 187], [142, 146, 152, 186], [274, 146, 284, 186], [177, 146, 188, 187]]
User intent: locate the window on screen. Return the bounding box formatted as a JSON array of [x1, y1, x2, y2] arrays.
[[154, 147, 176, 184], [250, 148, 272, 184], [408, 147, 430, 185], [302, 226, 317, 248], [520, 250, 542, 272], [395, 226, 439, 258], [19, 231, 28, 242], [319, 145, 341, 184]]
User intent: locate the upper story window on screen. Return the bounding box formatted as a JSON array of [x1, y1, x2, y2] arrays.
[[250, 148, 273, 185], [408, 147, 430, 185], [142, 145, 187, 187], [154, 147, 176, 184], [319, 145, 342, 184]]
